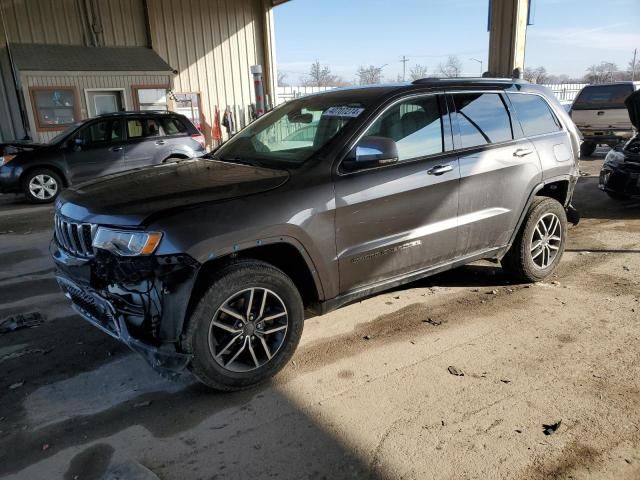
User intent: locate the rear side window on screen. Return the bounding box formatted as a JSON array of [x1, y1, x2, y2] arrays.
[[364, 95, 444, 161], [508, 94, 561, 137], [452, 93, 513, 149], [160, 117, 188, 136], [572, 84, 633, 110], [127, 118, 161, 139]]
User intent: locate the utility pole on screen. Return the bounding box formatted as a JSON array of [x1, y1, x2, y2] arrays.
[[632, 48, 637, 82], [401, 55, 409, 81]]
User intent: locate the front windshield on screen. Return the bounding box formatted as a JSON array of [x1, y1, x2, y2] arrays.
[[48, 122, 83, 144], [214, 95, 368, 167]]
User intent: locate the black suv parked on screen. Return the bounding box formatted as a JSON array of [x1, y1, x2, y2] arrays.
[[0, 111, 206, 203], [52, 79, 581, 390]]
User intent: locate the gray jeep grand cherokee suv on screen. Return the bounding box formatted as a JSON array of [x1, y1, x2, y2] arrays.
[[52, 78, 580, 390]]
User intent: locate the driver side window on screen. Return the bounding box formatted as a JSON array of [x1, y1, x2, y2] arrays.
[[364, 96, 444, 162], [74, 120, 112, 147]]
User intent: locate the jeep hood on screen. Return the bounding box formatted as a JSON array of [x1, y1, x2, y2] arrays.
[[625, 90, 640, 130], [58, 159, 289, 225]]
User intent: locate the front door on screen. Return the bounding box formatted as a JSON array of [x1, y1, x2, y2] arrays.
[[65, 119, 125, 183], [86, 90, 123, 117], [334, 94, 460, 293], [449, 91, 542, 256]]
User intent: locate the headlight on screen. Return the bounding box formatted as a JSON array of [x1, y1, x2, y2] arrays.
[[0, 155, 15, 166], [92, 228, 163, 256]]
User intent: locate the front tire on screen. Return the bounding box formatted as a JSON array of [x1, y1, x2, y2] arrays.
[[22, 169, 62, 203], [182, 260, 304, 391], [502, 197, 567, 282]]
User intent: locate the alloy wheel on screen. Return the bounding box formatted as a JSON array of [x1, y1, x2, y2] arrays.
[[208, 287, 288, 373], [29, 174, 58, 200], [530, 212, 562, 269]]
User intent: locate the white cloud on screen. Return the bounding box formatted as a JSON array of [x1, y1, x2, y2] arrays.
[[529, 23, 638, 52]]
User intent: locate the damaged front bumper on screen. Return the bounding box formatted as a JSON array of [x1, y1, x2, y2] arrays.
[[599, 149, 640, 198], [51, 241, 200, 376]]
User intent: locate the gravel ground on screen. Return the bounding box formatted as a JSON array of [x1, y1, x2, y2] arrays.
[[0, 151, 638, 480]]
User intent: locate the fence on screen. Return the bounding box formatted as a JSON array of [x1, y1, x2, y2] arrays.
[[540, 83, 588, 102], [276, 86, 334, 104]]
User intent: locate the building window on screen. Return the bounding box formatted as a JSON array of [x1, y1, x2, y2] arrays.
[[133, 86, 169, 111], [29, 87, 79, 130], [172, 93, 202, 131]]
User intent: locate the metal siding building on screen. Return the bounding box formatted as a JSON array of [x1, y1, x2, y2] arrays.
[[0, 0, 280, 144]]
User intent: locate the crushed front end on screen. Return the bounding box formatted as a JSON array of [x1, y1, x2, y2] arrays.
[[51, 214, 200, 377], [599, 140, 640, 199]]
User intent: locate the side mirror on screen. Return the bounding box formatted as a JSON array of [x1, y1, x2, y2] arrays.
[[73, 137, 84, 151], [344, 136, 399, 171]]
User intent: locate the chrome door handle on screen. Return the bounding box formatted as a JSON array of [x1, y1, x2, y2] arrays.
[[513, 148, 534, 157], [155, 140, 166, 145], [427, 164, 453, 175]]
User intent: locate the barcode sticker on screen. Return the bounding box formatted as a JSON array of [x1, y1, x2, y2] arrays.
[[322, 106, 365, 118]]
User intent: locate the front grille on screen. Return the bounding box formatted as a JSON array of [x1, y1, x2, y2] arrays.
[[54, 214, 96, 258]]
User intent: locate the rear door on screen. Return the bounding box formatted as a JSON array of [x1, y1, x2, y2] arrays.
[[123, 117, 165, 169], [158, 116, 195, 156], [64, 119, 125, 183], [571, 84, 634, 131], [334, 93, 460, 293], [449, 91, 542, 256], [507, 92, 574, 181]]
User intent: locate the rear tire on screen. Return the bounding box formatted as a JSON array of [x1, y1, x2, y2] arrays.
[[22, 168, 62, 203], [580, 141, 597, 158], [182, 260, 304, 391], [502, 197, 567, 282]]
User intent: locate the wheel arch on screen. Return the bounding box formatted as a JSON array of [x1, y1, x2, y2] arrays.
[[502, 176, 574, 257], [20, 164, 69, 188], [184, 240, 325, 327]]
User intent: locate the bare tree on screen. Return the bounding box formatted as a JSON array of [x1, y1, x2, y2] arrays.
[[585, 62, 619, 83], [438, 55, 463, 78], [277, 71, 288, 87], [627, 57, 638, 81], [409, 64, 429, 81], [357, 65, 384, 85], [302, 60, 339, 87], [523, 66, 548, 84]]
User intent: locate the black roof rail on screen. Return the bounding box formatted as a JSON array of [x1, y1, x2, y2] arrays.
[[96, 110, 174, 117], [411, 77, 529, 86]]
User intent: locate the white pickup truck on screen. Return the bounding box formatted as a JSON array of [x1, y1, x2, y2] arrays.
[[570, 82, 640, 156]]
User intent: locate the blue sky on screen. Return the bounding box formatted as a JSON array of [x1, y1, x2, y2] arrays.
[[274, 0, 640, 84]]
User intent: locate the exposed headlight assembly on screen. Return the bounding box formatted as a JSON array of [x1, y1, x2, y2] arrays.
[[92, 228, 162, 256], [0, 155, 15, 166]]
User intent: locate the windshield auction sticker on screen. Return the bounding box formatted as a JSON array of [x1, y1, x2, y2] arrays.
[[322, 106, 365, 118]]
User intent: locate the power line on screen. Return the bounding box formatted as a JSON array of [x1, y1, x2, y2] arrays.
[[400, 55, 409, 81]]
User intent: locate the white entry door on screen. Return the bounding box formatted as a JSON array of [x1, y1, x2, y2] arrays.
[[86, 90, 124, 117]]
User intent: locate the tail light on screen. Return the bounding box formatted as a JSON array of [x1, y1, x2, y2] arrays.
[[191, 133, 206, 149]]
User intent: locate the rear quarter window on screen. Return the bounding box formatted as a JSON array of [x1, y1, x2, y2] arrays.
[[160, 117, 188, 136], [508, 93, 561, 137], [572, 84, 633, 110]]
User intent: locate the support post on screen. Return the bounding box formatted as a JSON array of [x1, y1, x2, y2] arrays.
[[488, 0, 530, 78]]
